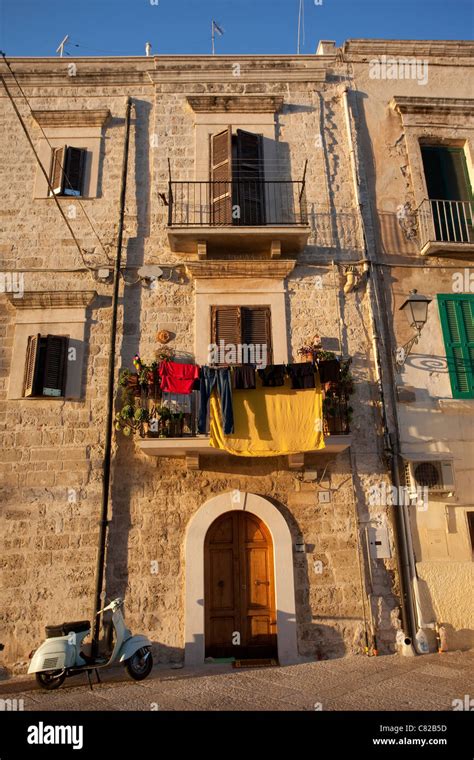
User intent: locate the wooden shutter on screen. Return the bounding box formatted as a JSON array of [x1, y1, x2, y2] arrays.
[[242, 307, 272, 363], [50, 146, 66, 195], [42, 335, 68, 397], [212, 306, 240, 348], [235, 130, 265, 225], [63, 147, 86, 196], [23, 334, 41, 397], [210, 128, 232, 225], [438, 295, 474, 399]]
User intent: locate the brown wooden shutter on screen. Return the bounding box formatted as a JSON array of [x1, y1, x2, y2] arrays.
[[23, 334, 41, 397], [63, 147, 86, 196], [235, 130, 265, 225], [42, 335, 68, 396], [242, 307, 272, 363], [212, 306, 240, 345], [210, 128, 232, 225], [50, 146, 66, 195]]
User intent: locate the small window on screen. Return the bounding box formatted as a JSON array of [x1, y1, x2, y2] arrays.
[[211, 305, 272, 364], [467, 512, 474, 555], [438, 295, 474, 399], [23, 334, 69, 398], [50, 146, 86, 197]]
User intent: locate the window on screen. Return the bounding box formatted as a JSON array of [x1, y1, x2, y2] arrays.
[[438, 295, 474, 398], [210, 128, 265, 225], [211, 305, 272, 364], [421, 145, 473, 243], [50, 146, 87, 197], [467, 512, 474, 555], [23, 334, 69, 398]]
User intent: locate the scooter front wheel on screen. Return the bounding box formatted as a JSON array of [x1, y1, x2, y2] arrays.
[[125, 648, 153, 681], [35, 670, 66, 690]]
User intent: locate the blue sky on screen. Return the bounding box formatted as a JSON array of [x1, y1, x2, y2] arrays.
[[0, 0, 472, 57]]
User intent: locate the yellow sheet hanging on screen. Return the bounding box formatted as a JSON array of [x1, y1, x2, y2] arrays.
[[210, 377, 325, 456]]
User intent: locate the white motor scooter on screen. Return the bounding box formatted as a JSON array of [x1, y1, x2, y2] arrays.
[[28, 597, 153, 690]]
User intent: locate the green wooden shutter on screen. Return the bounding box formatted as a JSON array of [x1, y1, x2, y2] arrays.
[[63, 147, 86, 196], [42, 335, 68, 396], [438, 295, 474, 398]]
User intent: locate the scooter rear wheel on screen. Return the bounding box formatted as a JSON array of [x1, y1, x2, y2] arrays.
[[35, 670, 66, 690], [125, 648, 153, 681]]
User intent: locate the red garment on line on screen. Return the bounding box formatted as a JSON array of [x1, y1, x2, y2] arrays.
[[159, 360, 199, 394]]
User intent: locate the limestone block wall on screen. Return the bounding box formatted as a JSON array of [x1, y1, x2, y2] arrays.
[[0, 56, 400, 673]]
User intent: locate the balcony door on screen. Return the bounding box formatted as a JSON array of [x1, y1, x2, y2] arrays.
[[204, 511, 277, 659], [210, 127, 265, 226], [421, 145, 473, 243]]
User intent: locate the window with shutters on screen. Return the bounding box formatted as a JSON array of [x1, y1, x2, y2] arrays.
[[211, 305, 272, 364], [49, 146, 87, 197], [23, 334, 69, 398], [438, 295, 474, 399], [210, 128, 265, 226]]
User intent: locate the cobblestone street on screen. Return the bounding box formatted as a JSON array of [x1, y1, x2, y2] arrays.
[[1, 651, 473, 712]]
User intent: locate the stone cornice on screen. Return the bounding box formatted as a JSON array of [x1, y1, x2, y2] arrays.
[[187, 95, 284, 113], [185, 260, 296, 279], [3, 56, 328, 86], [390, 96, 474, 117], [7, 291, 97, 309], [344, 39, 474, 59], [32, 109, 111, 127]]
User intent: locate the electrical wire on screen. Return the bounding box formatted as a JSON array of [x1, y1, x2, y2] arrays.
[[0, 52, 113, 266]]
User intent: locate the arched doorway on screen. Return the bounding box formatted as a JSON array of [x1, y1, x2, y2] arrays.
[[184, 492, 298, 666], [204, 511, 277, 659]]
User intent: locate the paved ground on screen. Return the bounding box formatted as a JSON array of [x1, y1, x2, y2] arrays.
[[1, 650, 473, 711]]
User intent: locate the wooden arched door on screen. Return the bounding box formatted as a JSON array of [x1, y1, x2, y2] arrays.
[[204, 511, 277, 659]]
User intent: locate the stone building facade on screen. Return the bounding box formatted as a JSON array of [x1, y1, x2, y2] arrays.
[[0, 41, 472, 673]]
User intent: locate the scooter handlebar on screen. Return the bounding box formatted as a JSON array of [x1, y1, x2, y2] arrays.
[[96, 597, 123, 615]]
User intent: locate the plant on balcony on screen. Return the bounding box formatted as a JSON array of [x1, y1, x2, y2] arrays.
[[322, 357, 354, 435]]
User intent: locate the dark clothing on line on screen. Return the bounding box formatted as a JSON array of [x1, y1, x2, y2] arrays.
[[233, 365, 256, 390], [318, 359, 341, 384], [287, 362, 316, 389], [198, 366, 234, 435], [258, 364, 286, 387]]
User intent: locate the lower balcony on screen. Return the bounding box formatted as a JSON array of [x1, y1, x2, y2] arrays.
[[137, 391, 352, 469], [418, 198, 474, 256]]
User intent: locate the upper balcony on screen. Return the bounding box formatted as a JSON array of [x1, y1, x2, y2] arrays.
[[166, 177, 311, 258], [418, 198, 474, 257]]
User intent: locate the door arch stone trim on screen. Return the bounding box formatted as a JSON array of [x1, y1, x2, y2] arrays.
[[184, 491, 298, 665]]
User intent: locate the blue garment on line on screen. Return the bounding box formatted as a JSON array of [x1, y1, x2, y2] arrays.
[[198, 366, 234, 435]]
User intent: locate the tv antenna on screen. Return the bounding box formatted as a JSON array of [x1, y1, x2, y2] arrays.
[[297, 0, 305, 55], [56, 35, 69, 57]]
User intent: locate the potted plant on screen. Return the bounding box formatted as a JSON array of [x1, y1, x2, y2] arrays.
[[297, 334, 321, 362]]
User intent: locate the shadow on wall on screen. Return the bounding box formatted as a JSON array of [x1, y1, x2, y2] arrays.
[[105, 99, 152, 616]]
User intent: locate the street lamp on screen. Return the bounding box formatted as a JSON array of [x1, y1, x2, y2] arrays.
[[395, 290, 432, 368]]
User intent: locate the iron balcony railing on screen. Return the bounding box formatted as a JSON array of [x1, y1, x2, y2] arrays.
[[418, 198, 474, 249], [167, 180, 308, 227]]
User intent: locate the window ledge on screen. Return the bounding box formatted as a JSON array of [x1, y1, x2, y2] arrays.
[[6, 290, 97, 309], [32, 109, 111, 128], [438, 398, 474, 414]]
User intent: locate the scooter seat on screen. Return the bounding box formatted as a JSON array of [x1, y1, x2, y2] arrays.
[[45, 620, 90, 638]]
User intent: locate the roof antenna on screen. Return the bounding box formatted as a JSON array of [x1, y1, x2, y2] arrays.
[[145, 42, 152, 56], [297, 0, 305, 54], [56, 35, 69, 57]]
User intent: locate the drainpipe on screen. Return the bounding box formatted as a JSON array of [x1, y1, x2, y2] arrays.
[[341, 87, 417, 646], [91, 97, 134, 657]]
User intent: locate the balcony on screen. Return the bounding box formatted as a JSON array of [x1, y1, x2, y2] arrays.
[[418, 198, 474, 257], [138, 392, 352, 469], [167, 179, 311, 257]]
